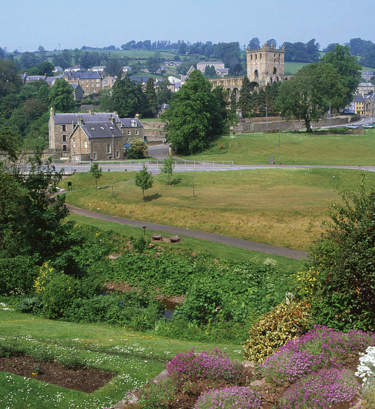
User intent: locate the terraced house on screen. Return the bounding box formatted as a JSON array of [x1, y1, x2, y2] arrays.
[[64, 71, 103, 95], [48, 108, 144, 160]]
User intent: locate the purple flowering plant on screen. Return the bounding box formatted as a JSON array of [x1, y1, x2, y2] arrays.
[[278, 368, 360, 409], [166, 348, 242, 382], [195, 386, 262, 409], [262, 325, 375, 384]]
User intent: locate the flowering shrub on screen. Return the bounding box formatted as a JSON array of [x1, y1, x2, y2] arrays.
[[356, 346, 375, 387], [262, 325, 375, 383], [278, 368, 359, 409], [166, 348, 242, 382], [195, 386, 262, 409], [295, 268, 319, 298], [33, 262, 56, 294], [243, 300, 311, 363]]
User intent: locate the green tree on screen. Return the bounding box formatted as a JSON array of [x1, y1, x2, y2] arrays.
[[0, 59, 21, 97], [204, 65, 217, 78], [321, 45, 361, 108], [49, 79, 75, 112], [309, 184, 375, 331], [162, 70, 228, 154], [0, 127, 20, 159], [127, 139, 147, 159], [145, 78, 158, 117], [238, 76, 255, 118], [0, 152, 71, 260], [135, 164, 153, 200], [29, 61, 54, 76], [162, 156, 174, 184], [90, 162, 102, 189], [156, 79, 172, 106], [276, 62, 345, 132], [111, 75, 146, 117]]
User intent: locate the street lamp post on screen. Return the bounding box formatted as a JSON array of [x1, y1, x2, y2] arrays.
[[142, 226, 147, 240]]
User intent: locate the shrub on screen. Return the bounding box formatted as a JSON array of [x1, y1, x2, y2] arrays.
[[137, 378, 176, 409], [278, 368, 359, 409], [262, 325, 375, 384], [166, 348, 242, 382], [175, 280, 224, 324], [131, 235, 147, 253], [41, 273, 82, 318], [0, 255, 39, 295], [16, 296, 42, 314], [195, 386, 262, 409], [295, 268, 320, 298], [243, 300, 311, 363], [63, 293, 162, 331], [33, 261, 56, 294], [309, 186, 375, 331]]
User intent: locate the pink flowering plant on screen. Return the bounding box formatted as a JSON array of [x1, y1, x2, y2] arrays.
[[166, 348, 242, 382], [278, 368, 360, 409], [262, 325, 375, 384], [195, 386, 262, 409]]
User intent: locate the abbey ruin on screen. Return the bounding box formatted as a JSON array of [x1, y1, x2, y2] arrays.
[[210, 43, 287, 96]]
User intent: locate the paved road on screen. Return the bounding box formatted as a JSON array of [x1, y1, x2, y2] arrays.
[[68, 204, 307, 260], [55, 161, 375, 175]]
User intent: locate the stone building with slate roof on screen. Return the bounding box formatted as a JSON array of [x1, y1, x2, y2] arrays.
[[48, 108, 144, 160], [64, 71, 103, 95]]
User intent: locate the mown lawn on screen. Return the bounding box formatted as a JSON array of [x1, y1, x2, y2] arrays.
[[0, 307, 240, 409], [181, 130, 375, 165], [61, 168, 375, 250]]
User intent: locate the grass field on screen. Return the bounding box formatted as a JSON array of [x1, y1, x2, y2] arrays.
[[0, 307, 240, 409], [181, 130, 375, 165], [284, 61, 308, 74], [61, 168, 375, 250]]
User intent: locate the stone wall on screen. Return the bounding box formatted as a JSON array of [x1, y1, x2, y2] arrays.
[[232, 116, 354, 133], [143, 121, 166, 144]]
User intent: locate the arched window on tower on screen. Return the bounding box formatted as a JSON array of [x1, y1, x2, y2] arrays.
[[254, 70, 259, 79], [273, 67, 277, 75]]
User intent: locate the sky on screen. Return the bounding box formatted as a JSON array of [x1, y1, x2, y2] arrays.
[[2, 0, 374, 51]]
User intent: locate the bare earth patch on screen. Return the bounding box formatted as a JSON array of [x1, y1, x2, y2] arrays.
[[0, 355, 116, 393]]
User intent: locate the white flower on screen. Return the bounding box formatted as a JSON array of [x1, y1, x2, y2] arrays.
[[355, 346, 375, 387]]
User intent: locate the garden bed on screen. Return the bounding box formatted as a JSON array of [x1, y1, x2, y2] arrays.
[[0, 355, 116, 392]]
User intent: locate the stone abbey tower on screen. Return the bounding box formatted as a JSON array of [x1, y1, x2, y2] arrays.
[[210, 43, 286, 95], [246, 43, 285, 86]]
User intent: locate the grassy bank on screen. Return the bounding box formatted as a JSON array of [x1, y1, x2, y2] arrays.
[[68, 214, 303, 272], [180, 130, 375, 165], [0, 307, 240, 409], [61, 168, 375, 250]]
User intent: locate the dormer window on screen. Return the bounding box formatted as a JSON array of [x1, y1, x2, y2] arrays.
[[131, 120, 137, 127]]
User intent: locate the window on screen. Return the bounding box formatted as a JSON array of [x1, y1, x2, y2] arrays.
[[136, 130, 139, 135], [84, 141, 88, 149], [116, 151, 120, 159], [106, 144, 111, 153], [62, 135, 66, 142], [128, 130, 131, 135], [62, 125, 66, 132], [93, 152, 97, 160], [62, 144, 67, 151], [72, 142, 76, 148]]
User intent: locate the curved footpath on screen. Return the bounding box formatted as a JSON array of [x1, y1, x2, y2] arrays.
[[67, 204, 307, 260]]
